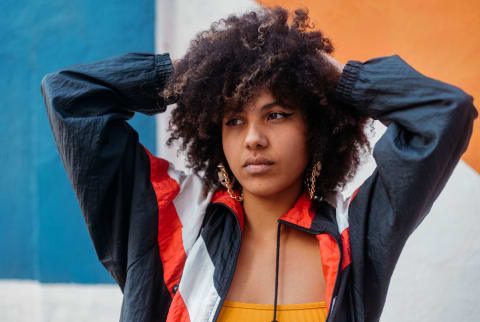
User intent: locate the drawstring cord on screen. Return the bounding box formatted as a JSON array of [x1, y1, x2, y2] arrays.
[[272, 221, 281, 322]]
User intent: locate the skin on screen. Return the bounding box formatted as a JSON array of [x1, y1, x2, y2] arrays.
[[222, 88, 309, 237], [222, 88, 323, 304]]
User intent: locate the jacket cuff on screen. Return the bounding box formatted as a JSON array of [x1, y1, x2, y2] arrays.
[[335, 60, 370, 116], [155, 53, 174, 111]]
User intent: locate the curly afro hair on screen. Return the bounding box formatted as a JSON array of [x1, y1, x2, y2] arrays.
[[163, 6, 370, 206]]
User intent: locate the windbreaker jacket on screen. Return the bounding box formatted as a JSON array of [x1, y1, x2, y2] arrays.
[[41, 53, 477, 322]]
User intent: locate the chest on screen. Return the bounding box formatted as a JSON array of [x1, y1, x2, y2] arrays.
[[225, 227, 326, 305]]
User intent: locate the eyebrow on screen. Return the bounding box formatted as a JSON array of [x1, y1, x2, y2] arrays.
[[223, 100, 295, 118], [261, 101, 280, 111], [259, 101, 295, 111]]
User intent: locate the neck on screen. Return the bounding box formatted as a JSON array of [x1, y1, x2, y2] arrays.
[[242, 179, 303, 244]]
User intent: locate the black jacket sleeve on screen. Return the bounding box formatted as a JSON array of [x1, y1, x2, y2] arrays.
[[336, 55, 477, 321], [41, 53, 173, 290]]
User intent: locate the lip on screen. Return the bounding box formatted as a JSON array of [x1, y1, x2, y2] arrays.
[[244, 163, 274, 174], [243, 157, 274, 174], [243, 156, 274, 167]]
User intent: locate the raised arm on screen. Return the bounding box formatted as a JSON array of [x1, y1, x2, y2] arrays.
[[41, 53, 173, 288], [334, 55, 477, 321], [41, 53, 213, 300]]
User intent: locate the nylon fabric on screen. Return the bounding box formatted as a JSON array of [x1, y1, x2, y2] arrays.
[[145, 149, 184, 298], [317, 233, 340, 312]]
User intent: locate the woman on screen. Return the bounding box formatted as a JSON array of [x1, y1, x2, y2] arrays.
[[41, 6, 477, 322]]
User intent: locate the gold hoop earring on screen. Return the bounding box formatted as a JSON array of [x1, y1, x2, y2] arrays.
[[217, 163, 244, 202], [307, 161, 322, 200]]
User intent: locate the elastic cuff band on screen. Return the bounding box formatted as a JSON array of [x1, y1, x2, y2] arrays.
[[335, 60, 363, 107], [155, 53, 174, 111]]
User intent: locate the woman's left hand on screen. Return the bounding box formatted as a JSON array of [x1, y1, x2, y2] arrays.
[[320, 51, 345, 75]]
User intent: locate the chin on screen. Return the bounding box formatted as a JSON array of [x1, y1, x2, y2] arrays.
[[241, 179, 289, 198]]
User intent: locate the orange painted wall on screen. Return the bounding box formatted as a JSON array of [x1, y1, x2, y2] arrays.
[[257, 0, 480, 173]]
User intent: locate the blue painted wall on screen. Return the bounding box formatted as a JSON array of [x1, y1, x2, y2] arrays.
[[0, 0, 156, 283]]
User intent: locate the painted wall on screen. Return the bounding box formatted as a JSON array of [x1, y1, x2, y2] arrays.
[[0, 0, 156, 283], [258, 0, 480, 173]]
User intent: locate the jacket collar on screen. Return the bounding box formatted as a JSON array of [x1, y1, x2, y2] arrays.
[[211, 189, 317, 233]]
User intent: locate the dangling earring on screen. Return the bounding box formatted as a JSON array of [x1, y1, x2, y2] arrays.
[[307, 161, 322, 201], [217, 163, 244, 202]]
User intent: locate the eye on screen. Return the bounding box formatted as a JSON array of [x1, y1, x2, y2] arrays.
[[225, 117, 243, 126], [267, 112, 293, 121]]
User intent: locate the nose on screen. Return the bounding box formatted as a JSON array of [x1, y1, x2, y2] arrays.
[[244, 123, 268, 150]]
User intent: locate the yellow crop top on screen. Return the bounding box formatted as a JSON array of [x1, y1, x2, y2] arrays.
[[217, 300, 328, 322]]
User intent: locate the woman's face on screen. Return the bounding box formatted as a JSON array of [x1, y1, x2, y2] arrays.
[[222, 88, 309, 198]]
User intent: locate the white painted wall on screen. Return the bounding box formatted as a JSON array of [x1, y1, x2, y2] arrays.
[[0, 280, 122, 322], [154, 1, 480, 321]]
